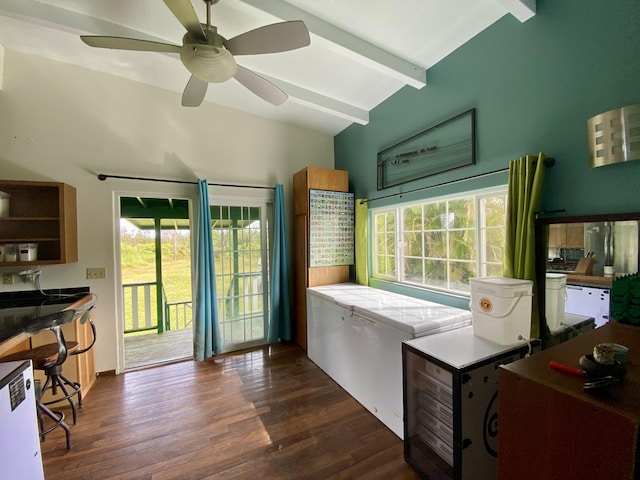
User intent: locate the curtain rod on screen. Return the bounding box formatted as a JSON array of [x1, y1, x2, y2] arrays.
[[360, 157, 555, 205], [96, 173, 274, 190]]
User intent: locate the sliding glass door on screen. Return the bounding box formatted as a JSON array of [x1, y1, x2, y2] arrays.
[[210, 201, 271, 352]]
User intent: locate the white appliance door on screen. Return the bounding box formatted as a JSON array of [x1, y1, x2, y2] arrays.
[[0, 361, 45, 480], [307, 291, 353, 390], [345, 311, 411, 439], [565, 286, 610, 328]]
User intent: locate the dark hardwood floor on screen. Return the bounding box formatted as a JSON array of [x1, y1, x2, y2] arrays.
[[41, 342, 420, 479]]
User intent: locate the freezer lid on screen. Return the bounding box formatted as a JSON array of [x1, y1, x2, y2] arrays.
[[352, 304, 471, 336], [307, 284, 472, 336], [307, 283, 411, 309]]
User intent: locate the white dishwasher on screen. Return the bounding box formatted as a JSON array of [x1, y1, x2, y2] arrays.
[[307, 283, 472, 439]]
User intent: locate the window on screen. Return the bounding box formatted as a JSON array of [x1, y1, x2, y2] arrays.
[[372, 188, 507, 294]]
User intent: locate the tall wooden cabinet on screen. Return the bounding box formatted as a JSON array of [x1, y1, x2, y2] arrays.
[[293, 167, 350, 351], [0, 180, 78, 265]]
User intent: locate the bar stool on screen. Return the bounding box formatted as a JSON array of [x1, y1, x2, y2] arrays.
[[35, 379, 71, 450], [38, 305, 96, 424], [1, 309, 75, 447]]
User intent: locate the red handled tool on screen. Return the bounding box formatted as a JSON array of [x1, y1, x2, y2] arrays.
[[549, 361, 587, 377]]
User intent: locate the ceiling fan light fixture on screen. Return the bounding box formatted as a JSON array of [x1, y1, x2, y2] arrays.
[[180, 41, 236, 83]]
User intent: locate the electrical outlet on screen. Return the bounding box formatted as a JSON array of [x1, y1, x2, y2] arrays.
[[86, 267, 106, 279], [3, 273, 13, 285]]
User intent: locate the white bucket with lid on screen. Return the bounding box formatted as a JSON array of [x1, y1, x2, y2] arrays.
[[0, 191, 9, 218], [469, 276, 533, 345], [545, 273, 567, 332]]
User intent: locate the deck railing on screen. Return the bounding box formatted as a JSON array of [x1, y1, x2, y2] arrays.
[[124, 282, 192, 335], [124, 273, 262, 335], [165, 299, 193, 331]]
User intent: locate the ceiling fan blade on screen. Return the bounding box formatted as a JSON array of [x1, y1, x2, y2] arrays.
[[234, 66, 287, 106], [182, 75, 209, 107], [163, 0, 207, 42], [225, 20, 310, 55], [80, 36, 182, 53]]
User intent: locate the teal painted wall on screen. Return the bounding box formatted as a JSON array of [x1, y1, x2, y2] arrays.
[[335, 0, 640, 216]]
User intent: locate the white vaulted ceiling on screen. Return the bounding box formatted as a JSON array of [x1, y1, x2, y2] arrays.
[[0, 0, 535, 135]]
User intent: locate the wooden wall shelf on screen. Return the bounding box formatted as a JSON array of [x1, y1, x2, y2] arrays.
[[0, 180, 78, 265]]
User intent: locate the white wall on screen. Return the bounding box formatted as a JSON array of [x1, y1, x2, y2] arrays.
[[0, 49, 334, 373]]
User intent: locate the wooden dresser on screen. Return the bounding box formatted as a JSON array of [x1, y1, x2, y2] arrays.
[[498, 322, 640, 480]]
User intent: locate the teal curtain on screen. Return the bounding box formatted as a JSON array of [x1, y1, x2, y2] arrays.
[[502, 153, 546, 338], [194, 179, 222, 360], [355, 199, 369, 285], [268, 184, 292, 342]]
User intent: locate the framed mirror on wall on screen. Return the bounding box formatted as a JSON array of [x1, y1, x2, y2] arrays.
[[535, 212, 640, 348]]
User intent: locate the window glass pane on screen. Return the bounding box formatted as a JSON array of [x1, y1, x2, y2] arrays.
[[424, 202, 446, 229], [403, 205, 422, 231], [482, 196, 506, 227], [449, 230, 476, 261], [386, 256, 396, 276], [385, 212, 395, 231], [450, 261, 476, 291], [386, 233, 396, 252], [485, 228, 505, 263], [374, 211, 397, 278], [424, 260, 446, 288], [450, 198, 475, 228], [404, 257, 423, 283], [424, 231, 446, 258], [485, 263, 502, 276], [404, 232, 423, 256]]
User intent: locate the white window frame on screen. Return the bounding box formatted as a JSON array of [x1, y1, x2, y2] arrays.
[[371, 186, 508, 296]]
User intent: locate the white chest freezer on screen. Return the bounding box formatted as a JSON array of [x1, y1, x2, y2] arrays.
[[307, 283, 472, 439]]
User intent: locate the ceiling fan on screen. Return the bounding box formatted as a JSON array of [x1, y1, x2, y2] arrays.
[[80, 0, 310, 107]]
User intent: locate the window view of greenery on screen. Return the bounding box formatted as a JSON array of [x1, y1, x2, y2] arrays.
[[121, 220, 192, 336], [374, 211, 396, 277], [373, 189, 507, 294], [120, 201, 269, 351], [211, 205, 268, 348]]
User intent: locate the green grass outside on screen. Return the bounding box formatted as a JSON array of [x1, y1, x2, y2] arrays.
[[120, 227, 266, 343]]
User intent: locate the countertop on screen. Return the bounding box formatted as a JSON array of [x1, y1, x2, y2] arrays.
[[566, 274, 613, 288], [0, 288, 92, 356]]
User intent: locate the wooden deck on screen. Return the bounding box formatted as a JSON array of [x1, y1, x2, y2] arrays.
[[124, 328, 193, 370]]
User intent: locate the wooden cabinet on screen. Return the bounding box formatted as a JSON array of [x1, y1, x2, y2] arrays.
[[565, 222, 584, 248], [0, 180, 78, 266], [498, 322, 640, 480], [293, 167, 350, 351], [548, 223, 584, 248]]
